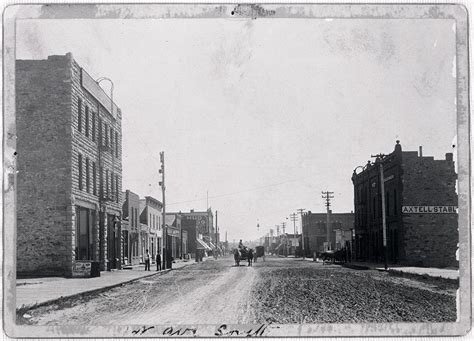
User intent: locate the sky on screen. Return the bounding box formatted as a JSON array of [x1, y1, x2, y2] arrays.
[[16, 18, 457, 242]]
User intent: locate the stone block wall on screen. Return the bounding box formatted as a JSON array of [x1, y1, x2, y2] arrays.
[[16, 55, 74, 276]]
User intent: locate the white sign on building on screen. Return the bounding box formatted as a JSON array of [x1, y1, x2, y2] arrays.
[[402, 206, 458, 214]]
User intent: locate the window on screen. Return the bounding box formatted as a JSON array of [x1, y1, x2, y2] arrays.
[[77, 98, 82, 132], [92, 162, 97, 195], [115, 131, 119, 157], [85, 106, 89, 138], [110, 172, 114, 200], [115, 176, 119, 203], [92, 112, 96, 142], [393, 189, 397, 216], [131, 207, 134, 228], [99, 166, 104, 197], [85, 158, 90, 193], [105, 124, 109, 148], [78, 153, 83, 190], [134, 208, 138, 227], [110, 127, 114, 150], [98, 118, 103, 146], [106, 169, 109, 197]]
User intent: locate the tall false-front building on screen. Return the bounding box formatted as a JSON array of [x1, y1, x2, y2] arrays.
[[16, 53, 123, 276], [351, 141, 458, 268]]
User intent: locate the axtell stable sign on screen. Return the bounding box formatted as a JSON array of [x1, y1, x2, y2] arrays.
[[402, 206, 458, 214]]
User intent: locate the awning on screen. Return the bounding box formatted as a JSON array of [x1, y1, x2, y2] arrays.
[[208, 241, 217, 249], [197, 238, 212, 251]]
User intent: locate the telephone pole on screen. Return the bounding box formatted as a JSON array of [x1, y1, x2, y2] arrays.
[[290, 213, 298, 256], [281, 222, 288, 256], [297, 208, 305, 258], [322, 191, 334, 251], [159, 151, 167, 269], [372, 153, 388, 270], [215, 210, 218, 258]]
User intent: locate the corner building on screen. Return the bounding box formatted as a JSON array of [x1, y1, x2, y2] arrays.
[[351, 141, 458, 268], [16, 53, 123, 276]]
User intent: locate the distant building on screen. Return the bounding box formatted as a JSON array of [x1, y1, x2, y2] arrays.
[[16, 53, 122, 276], [121, 190, 141, 265], [139, 196, 163, 261], [302, 212, 354, 256], [351, 141, 458, 267], [169, 209, 214, 259]]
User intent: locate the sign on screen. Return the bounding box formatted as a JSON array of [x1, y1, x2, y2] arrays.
[[384, 175, 395, 182], [72, 261, 92, 278], [402, 206, 458, 214], [167, 227, 181, 237]]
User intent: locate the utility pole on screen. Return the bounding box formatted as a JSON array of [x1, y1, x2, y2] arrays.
[[297, 208, 305, 258], [281, 222, 288, 256], [372, 154, 388, 270], [215, 210, 218, 258], [159, 151, 167, 269], [290, 213, 298, 256], [322, 191, 334, 251]]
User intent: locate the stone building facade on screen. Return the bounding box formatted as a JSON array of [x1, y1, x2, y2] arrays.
[[351, 141, 458, 267], [16, 53, 123, 276], [301, 212, 354, 256]]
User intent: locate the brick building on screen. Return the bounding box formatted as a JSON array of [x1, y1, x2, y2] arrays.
[[16, 53, 123, 276], [351, 141, 458, 267], [301, 211, 354, 256], [121, 190, 141, 265]]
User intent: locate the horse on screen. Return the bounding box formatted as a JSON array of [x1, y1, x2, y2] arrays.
[[233, 249, 241, 266], [248, 249, 254, 266]]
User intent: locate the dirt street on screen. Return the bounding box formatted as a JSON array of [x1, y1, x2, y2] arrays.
[[18, 256, 458, 325]]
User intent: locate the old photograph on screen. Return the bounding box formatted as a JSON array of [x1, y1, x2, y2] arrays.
[[3, 3, 471, 338]]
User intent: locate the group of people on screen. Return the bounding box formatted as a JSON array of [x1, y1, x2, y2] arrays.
[[143, 249, 162, 271]]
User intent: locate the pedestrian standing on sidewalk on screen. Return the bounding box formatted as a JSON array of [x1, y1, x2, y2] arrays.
[[145, 249, 151, 271], [156, 252, 161, 271]]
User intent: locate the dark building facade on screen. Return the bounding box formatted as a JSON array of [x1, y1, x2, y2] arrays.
[[352, 141, 458, 268], [301, 212, 354, 256], [121, 190, 141, 265], [16, 53, 123, 276]]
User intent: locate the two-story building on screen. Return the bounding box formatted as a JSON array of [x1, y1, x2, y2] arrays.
[[351, 141, 458, 267]]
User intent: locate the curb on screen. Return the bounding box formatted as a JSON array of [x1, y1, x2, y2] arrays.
[[17, 257, 212, 312], [342, 263, 370, 270], [17, 268, 174, 312]]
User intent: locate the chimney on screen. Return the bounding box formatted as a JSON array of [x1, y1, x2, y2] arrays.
[[446, 153, 453, 162], [419, 146, 423, 157]]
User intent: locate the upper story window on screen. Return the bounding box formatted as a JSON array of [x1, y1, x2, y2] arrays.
[[92, 112, 96, 142], [115, 176, 119, 203], [115, 131, 119, 157], [77, 98, 82, 133], [104, 124, 109, 148], [110, 126, 114, 151], [92, 161, 97, 196], [85, 158, 90, 193], [98, 118, 103, 146], [78, 153, 83, 190], [85, 106, 89, 138]]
